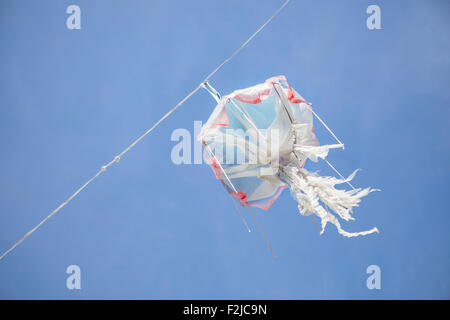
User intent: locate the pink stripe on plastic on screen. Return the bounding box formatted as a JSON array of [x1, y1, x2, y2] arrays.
[[233, 88, 272, 104], [247, 185, 287, 210]]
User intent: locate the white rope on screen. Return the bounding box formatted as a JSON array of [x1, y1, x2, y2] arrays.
[[308, 104, 345, 149], [0, 0, 291, 261], [324, 158, 356, 190]]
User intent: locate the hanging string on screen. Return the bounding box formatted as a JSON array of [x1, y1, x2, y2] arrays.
[[309, 215, 322, 232], [247, 207, 278, 259], [202, 82, 280, 256], [206, 145, 251, 233], [308, 103, 345, 149], [0, 0, 291, 261], [206, 145, 277, 259], [230, 196, 252, 233], [323, 158, 356, 190]]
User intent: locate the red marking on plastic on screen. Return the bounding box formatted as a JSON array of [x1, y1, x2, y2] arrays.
[[231, 191, 248, 206]]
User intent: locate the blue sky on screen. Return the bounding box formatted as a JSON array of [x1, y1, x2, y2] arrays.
[[0, 0, 449, 299]]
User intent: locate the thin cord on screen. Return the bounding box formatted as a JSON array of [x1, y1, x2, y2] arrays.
[[305, 103, 354, 190], [272, 80, 344, 148], [230, 196, 252, 233], [308, 105, 345, 149], [206, 144, 277, 259], [324, 158, 355, 190], [202, 0, 291, 82], [309, 215, 321, 232], [0, 170, 104, 261], [247, 207, 278, 259], [0, 0, 291, 261], [206, 145, 251, 232], [310, 107, 356, 190]]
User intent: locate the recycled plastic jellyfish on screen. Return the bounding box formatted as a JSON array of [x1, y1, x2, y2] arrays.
[[198, 76, 378, 237]]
